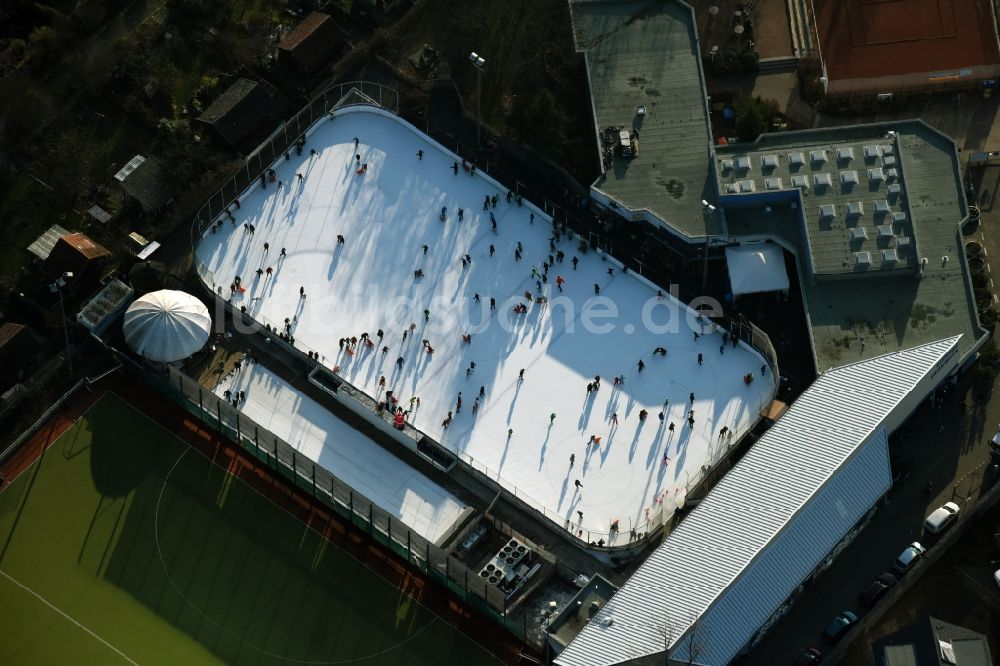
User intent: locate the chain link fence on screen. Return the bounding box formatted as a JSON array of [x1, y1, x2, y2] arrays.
[[105, 349, 534, 646]]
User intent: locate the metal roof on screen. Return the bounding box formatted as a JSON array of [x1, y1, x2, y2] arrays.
[[26, 224, 69, 260], [571, 0, 719, 238], [76, 278, 133, 332], [556, 336, 960, 666]]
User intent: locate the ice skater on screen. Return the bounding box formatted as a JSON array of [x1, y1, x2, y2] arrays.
[[518, 369, 525, 381], [263, 242, 270, 253], [296, 172, 304, 182], [556, 275, 565, 292], [594, 284, 600, 294], [572, 256, 579, 269], [456, 392, 462, 412], [299, 286, 306, 299], [424, 309, 430, 322], [550, 412, 556, 423], [337, 234, 345, 245], [280, 247, 286, 257], [417, 149, 424, 160], [452, 162, 459, 174], [489, 244, 495, 256], [570, 453, 575, 467], [422, 244, 428, 255], [458, 208, 464, 221], [637, 359, 645, 372], [611, 412, 618, 425], [574, 479, 583, 490], [697, 353, 703, 365]]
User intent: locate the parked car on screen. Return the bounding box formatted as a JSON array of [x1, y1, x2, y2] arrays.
[[860, 572, 897, 606], [794, 647, 822, 665], [823, 611, 858, 641], [924, 502, 960, 534], [894, 542, 927, 573]]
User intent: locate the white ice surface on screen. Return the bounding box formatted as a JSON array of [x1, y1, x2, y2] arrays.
[[197, 107, 775, 541], [214, 362, 467, 543]]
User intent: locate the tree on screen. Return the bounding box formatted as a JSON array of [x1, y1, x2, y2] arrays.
[[514, 89, 570, 160], [734, 97, 767, 142]]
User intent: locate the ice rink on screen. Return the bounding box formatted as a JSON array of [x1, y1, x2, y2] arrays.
[[196, 107, 775, 541], [213, 362, 467, 543]]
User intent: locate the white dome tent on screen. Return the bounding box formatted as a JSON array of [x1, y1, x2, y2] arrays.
[[123, 290, 211, 362]]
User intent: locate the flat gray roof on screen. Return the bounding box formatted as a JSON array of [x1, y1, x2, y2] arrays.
[[717, 131, 917, 276], [723, 121, 985, 370], [571, 0, 720, 238]]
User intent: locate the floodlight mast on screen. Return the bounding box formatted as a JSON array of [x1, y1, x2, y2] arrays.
[[49, 271, 74, 377], [469, 52, 486, 153]]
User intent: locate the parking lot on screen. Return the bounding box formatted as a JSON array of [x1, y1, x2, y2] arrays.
[[838, 495, 1000, 663]]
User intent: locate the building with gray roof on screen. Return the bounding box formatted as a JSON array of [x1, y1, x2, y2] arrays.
[[717, 121, 985, 370], [571, 0, 720, 238], [555, 337, 961, 666]]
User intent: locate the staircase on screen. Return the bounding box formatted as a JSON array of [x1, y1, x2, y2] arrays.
[[786, 0, 816, 59]]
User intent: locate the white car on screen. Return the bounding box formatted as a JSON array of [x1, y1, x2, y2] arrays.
[[894, 542, 926, 573], [924, 502, 960, 534]]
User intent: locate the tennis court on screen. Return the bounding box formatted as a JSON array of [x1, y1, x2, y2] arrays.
[[0, 392, 503, 665]]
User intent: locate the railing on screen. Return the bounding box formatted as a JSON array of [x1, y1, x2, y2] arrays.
[[189, 89, 781, 552], [0, 376, 86, 464], [103, 347, 538, 648], [189, 81, 400, 254]]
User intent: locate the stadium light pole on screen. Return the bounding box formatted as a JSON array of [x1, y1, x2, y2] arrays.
[[49, 271, 74, 377], [469, 52, 486, 152], [700, 201, 718, 293]]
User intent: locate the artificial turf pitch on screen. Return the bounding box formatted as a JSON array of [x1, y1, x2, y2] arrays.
[[0, 393, 502, 665]]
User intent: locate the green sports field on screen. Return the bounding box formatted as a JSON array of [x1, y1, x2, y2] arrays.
[[0, 393, 503, 665]]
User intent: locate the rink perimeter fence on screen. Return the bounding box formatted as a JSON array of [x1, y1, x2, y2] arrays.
[[105, 347, 541, 648], [189, 85, 781, 549]]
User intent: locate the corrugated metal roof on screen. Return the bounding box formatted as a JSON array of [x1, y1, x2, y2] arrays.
[[26, 224, 69, 260], [556, 336, 960, 666], [76, 279, 133, 331]]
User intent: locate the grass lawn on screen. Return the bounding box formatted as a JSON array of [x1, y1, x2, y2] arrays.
[[0, 392, 502, 665]]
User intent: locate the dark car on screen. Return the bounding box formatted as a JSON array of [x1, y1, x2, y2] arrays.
[[794, 647, 822, 665], [823, 610, 858, 641], [860, 572, 897, 606]]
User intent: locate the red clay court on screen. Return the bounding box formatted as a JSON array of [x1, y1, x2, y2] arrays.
[[814, 0, 1000, 92]]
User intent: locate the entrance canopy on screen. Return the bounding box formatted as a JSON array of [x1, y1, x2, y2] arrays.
[[726, 244, 789, 296]]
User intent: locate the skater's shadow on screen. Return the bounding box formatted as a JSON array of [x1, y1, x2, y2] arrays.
[[557, 476, 569, 509], [328, 244, 343, 279], [646, 421, 665, 469], [604, 391, 620, 419], [506, 381, 522, 424], [673, 430, 692, 480], [578, 393, 596, 430], [497, 437, 511, 473], [538, 423, 553, 469], [624, 421, 645, 464]]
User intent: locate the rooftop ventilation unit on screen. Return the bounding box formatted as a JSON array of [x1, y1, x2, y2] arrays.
[[734, 156, 751, 171], [850, 226, 868, 240], [883, 155, 897, 167], [847, 201, 864, 216], [896, 236, 912, 248], [819, 203, 836, 218], [720, 159, 734, 171], [881, 144, 894, 155], [881, 248, 898, 263], [764, 177, 782, 190], [877, 224, 894, 238], [892, 211, 907, 222], [726, 183, 739, 193], [864, 145, 881, 159], [873, 199, 891, 214], [854, 251, 872, 266], [841, 170, 859, 185], [738, 179, 755, 192], [885, 168, 899, 180], [761, 155, 779, 169], [814, 173, 833, 188], [887, 183, 902, 195], [788, 152, 805, 166], [791, 175, 810, 188], [868, 168, 885, 182], [837, 146, 854, 161], [809, 149, 827, 164]]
